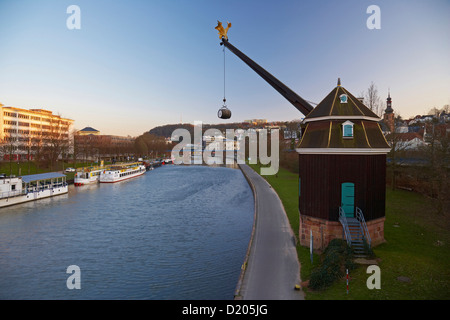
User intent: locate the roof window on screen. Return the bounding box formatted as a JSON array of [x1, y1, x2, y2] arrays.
[[342, 120, 354, 139]]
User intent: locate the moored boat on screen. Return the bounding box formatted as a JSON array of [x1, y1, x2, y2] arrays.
[[99, 162, 146, 183], [74, 166, 105, 186], [0, 172, 68, 208]]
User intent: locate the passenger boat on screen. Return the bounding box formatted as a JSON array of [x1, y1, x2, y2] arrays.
[[0, 172, 68, 208], [99, 162, 146, 183], [74, 164, 110, 186]]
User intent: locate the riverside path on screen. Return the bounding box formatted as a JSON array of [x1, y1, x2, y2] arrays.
[[236, 164, 304, 300]]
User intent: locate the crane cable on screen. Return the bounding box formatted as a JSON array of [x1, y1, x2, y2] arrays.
[[223, 45, 227, 107]]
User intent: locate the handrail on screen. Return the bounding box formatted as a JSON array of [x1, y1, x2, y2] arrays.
[[356, 207, 371, 249], [1, 190, 27, 198], [338, 207, 352, 247], [1, 182, 68, 199], [76, 164, 114, 172]]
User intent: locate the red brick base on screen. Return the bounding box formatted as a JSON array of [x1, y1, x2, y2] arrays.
[[299, 214, 385, 251], [366, 217, 386, 246]]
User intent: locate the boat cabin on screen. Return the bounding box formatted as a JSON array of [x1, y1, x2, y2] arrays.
[[0, 175, 24, 198], [21, 172, 68, 193]]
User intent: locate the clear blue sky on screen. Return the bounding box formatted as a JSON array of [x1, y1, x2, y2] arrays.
[[0, 0, 449, 136]]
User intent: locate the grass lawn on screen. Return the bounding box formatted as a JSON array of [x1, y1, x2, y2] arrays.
[[1, 161, 51, 176], [247, 163, 450, 300], [0, 160, 104, 182]]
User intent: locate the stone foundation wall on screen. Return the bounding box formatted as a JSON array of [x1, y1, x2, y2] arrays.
[[366, 217, 386, 246], [299, 214, 385, 251]]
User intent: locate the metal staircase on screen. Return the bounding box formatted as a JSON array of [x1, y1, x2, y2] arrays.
[[339, 207, 371, 258]]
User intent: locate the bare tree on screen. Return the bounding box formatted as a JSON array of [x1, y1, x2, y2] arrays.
[[42, 116, 70, 170], [134, 136, 148, 157], [423, 118, 449, 214], [70, 128, 80, 167], [0, 130, 17, 175], [21, 128, 33, 174], [363, 81, 383, 116], [31, 128, 44, 171], [135, 133, 167, 158], [427, 107, 440, 116], [386, 114, 408, 190]]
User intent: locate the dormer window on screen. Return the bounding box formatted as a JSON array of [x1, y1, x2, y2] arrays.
[[342, 120, 354, 139], [339, 94, 348, 103]]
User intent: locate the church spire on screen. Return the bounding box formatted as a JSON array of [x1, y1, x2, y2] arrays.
[[383, 89, 395, 132], [385, 89, 393, 114]]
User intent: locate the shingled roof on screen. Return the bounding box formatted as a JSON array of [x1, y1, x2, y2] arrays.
[[80, 127, 99, 132], [304, 81, 379, 122], [297, 80, 391, 152]]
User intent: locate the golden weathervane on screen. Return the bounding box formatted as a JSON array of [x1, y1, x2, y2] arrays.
[[215, 21, 231, 40]]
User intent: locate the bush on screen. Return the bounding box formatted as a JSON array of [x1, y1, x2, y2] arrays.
[[309, 239, 355, 290]]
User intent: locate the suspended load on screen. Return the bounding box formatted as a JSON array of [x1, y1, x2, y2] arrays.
[[218, 98, 231, 119], [216, 21, 232, 119]]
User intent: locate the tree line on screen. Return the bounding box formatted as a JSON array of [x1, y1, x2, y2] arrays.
[[134, 132, 170, 158], [1, 117, 71, 173]]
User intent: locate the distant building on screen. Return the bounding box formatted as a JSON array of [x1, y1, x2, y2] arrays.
[[74, 128, 134, 160], [409, 114, 435, 124], [392, 132, 427, 150], [396, 125, 409, 133], [0, 103, 74, 160], [439, 110, 449, 123], [78, 127, 100, 136], [75, 133, 134, 147], [382, 90, 395, 133], [203, 135, 241, 152], [244, 119, 267, 125]]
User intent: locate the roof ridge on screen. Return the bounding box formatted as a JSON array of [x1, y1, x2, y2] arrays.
[[361, 121, 372, 148], [326, 121, 332, 148], [328, 86, 340, 116]]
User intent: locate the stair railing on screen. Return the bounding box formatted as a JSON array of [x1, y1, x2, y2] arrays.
[[338, 207, 352, 247], [356, 207, 371, 249]]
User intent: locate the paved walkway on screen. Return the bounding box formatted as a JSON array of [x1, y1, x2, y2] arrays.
[[236, 164, 304, 300]]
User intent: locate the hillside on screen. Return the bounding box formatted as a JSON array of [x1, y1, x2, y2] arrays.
[[147, 122, 263, 138]]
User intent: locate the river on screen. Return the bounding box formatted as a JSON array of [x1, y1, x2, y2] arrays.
[[0, 165, 254, 300]]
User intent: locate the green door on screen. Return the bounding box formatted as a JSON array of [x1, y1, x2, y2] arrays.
[[341, 182, 355, 218]]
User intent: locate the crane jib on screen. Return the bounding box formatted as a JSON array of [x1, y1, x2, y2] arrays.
[[220, 39, 313, 116]]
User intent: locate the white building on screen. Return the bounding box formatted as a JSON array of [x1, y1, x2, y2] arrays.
[[0, 103, 74, 160], [394, 132, 427, 150]]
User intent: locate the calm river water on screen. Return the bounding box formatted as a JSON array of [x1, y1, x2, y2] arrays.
[[0, 165, 254, 300]]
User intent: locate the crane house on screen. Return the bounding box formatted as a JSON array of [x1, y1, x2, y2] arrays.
[[216, 26, 391, 252], [296, 79, 391, 250]]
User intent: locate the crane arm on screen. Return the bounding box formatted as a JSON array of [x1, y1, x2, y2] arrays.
[[220, 38, 313, 116]]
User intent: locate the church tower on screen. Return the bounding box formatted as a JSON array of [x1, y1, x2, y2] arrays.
[[383, 90, 395, 132]]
